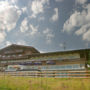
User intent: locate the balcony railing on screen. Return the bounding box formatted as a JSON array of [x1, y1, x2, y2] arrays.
[[0, 55, 28, 60], [0, 70, 90, 78]]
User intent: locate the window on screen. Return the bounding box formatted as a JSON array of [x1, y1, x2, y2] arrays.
[[7, 55, 10, 57], [26, 62, 33, 65], [18, 54, 22, 57], [72, 64, 80, 69], [46, 61, 56, 65], [66, 65, 72, 69], [34, 61, 42, 65], [12, 55, 16, 57], [2, 55, 5, 58]]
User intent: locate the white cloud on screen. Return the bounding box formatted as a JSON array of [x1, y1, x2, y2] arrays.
[[83, 30, 90, 41], [20, 19, 39, 36], [51, 8, 59, 22], [55, 0, 63, 2], [0, 1, 22, 43], [43, 28, 50, 34], [5, 40, 27, 46], [22, 7, 27, 12], [30, 0, 49, 18], [5, 41, 12, 46], [63, 11, 86, 33], [29, 24, 38, 35], [40, 50, 45, 53], [59, 43, 64, 47], [43, 28, 54, 44], [10, 0, 18, 4], [17, 40, 27, 45], [20, 18, 29, 32], [63, 4, 90, 42], [76, 0, 87, 5], [0, 1, 22, 32], [75, 23, 90, 35]]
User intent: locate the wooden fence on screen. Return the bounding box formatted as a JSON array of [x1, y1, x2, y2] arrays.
[[0, 70, 90, 78]]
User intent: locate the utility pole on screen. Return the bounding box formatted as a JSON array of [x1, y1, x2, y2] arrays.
[[63, 42, 66, 50], [85, 43, 88, 49]]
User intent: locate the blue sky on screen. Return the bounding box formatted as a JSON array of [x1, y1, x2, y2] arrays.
[[0, 0, 90, 53]]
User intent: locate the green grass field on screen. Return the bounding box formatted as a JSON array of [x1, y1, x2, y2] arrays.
[[0, 76, 90, 90]]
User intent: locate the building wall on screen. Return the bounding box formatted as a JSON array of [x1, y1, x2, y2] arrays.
[[0, 51, 86, 71], [25, 64, 85, 71]]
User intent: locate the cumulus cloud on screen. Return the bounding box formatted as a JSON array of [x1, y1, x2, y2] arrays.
[[22, 7, 27, 12], [51, 8, 59, 22], [0, 1, 22, 32], [20, 19, 38, 36], [17, 40, 27, 45], [40, 50, 45, 53], [59, 43, 64, 47], [75, 24, 90, 35], [0, 0, 22, 43], [55, 0, 63, 2], [43, 28, 54, 44], [5, 40, 27, 46], [76, 0, 87, 5], [63, 4, 90, 41], [29, 24, 38, 35], [20, 18, 29, 32], [63, 11, 86, 33], [5, 41, 12, 46], [10, 0, 18, 4], [30, 0, 49, 18], [83, 30, 90, 41]]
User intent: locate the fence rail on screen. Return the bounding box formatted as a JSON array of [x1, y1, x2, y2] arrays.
[[0, 70, 90, 78]]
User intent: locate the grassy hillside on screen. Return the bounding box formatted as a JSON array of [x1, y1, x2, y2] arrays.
[[0, 76, 90, 90]]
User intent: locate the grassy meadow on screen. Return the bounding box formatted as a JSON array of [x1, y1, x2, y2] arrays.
[[0, 76, 90, 90]]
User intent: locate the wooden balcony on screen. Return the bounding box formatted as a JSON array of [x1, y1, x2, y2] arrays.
[[0, 55, 28, 60]]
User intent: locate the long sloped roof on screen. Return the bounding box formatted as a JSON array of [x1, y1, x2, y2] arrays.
[[28, 48, 90, 57], [0, 44, 40, 54]]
